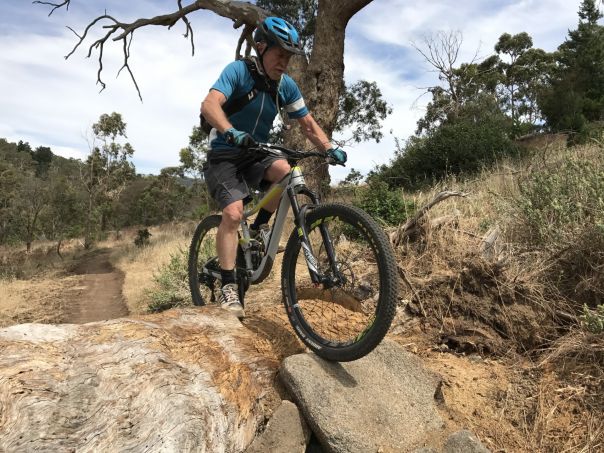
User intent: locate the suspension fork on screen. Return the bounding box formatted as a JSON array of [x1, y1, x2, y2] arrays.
[[289, 187, 341, 286]]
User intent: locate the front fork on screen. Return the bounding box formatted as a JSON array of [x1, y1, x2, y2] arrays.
[[289, 187, 342, 287]]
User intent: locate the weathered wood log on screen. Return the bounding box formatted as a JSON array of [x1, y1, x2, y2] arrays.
[[0, 307, 280, 452]]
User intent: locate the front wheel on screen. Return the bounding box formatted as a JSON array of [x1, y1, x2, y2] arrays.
[[281, 204, 399, 361]]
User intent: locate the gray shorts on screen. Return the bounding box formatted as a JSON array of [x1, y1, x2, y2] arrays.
[[204, 150, 284, 209]]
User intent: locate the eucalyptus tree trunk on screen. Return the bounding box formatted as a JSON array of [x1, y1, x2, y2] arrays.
[[285, 0, 373, 198]]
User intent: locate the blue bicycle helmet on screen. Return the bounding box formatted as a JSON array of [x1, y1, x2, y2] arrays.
[[254, 16, 305, 56]]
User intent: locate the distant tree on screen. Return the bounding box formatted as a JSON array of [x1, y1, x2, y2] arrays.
[[32, 146, 54, 178], [17, 174, 49, 253], [84, 112, 135, 245], [412, 31, 501, 135], [0, 161, 20, 244], [491, 33, 554, 135], [339, 168, 363, 186], [179, 126, 208, 181], [16, 140, 32, 154], [335, 81, 392, 143], [540, 0, 604, 139], [42, 168, 86, 257]]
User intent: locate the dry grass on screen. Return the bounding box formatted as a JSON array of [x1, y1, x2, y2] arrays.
[[108, 222, 197, 315], [383, 141, 603, 452]]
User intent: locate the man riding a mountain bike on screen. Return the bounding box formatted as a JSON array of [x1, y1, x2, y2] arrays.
[[200, 16, 347, 319]]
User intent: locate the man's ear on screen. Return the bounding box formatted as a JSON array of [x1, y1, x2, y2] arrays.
[[256, 42, 267, 54]]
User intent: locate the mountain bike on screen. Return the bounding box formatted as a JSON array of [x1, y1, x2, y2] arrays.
[[188, 143, 399, 361]]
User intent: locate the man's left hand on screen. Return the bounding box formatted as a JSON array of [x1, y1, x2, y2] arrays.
[[327, 147, 347, 166]]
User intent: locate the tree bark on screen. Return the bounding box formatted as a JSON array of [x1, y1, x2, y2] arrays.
[[285, 0, 373, 197], [0, 307, 280, 451]]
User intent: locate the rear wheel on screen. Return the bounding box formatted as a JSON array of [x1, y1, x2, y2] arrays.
[[188, 215, 222, 306], [281, 203, 399, 361]]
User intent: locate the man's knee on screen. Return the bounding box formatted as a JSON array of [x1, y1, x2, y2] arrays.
[[265, 159, 291, 182], [221, 202, 243, 228]]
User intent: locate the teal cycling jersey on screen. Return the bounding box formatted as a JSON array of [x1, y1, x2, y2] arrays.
[[208, 60, 309, 153]]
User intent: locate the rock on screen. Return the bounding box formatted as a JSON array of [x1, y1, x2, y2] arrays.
[[0, 307, 279, 452], [246, 400, 310, 453], [280, 340, 445, 453], [444, 430, 490, 453]]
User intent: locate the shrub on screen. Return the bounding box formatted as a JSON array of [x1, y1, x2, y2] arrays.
[[134, 228, 152, 247], [376, 100, 520, 190], [511, 152, 604, 305], [516, 157, 604, 244], [147, 248, 191, 312], [581, 304, 604, 334], [354, 180, 415, 226]]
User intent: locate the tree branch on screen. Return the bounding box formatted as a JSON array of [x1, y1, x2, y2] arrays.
[[340, 0, 374, 19], [32, 0, 70, 17], [391, 190, 469, 247], [37, 0, 270, 100]]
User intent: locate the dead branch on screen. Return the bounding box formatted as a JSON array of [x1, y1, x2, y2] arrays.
[[32, 0, 70, 16], [391, 190, 468, 247], [37, 0, 269, 99], [235, 23, 257, 59], [175, 0, 195, 56], [398, 265, 426, 317]]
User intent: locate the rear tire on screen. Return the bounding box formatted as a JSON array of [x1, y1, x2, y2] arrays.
[[188, 215, 222, 306], [281, 203, 399, 361]]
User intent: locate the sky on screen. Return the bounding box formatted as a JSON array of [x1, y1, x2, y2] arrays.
[[0, 0, 591, 182]]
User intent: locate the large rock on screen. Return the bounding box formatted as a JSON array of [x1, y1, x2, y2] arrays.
[[0, 307, 279, 452], [280, 340, 445, 452], [245, 400, 310, 452], [444, 430, 490, 453]]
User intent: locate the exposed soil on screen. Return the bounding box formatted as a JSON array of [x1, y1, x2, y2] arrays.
[[61, 248, 129, 323]]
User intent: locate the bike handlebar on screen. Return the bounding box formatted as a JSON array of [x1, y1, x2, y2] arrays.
[[247, 143, 334, 163]]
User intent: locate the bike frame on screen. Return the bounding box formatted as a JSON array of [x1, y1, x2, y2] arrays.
[[201, 154, 340, 288]]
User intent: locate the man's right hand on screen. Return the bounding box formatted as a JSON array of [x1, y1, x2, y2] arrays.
[[224, 128, 257, 148]]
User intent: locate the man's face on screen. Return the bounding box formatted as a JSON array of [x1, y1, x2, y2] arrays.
[[260, 45, 293, 80]]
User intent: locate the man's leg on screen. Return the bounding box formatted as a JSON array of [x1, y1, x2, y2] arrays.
[[251, 159, 291, 230], [216, 200, 245, 318]]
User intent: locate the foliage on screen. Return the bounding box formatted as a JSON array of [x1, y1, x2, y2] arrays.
[[354, 180, 415, 226], [515, 157, 604, 244], [134, 229, 152, 247], [377, 98, 519, 190], [581, 304, 604, 333], [147, 248, 191, 312], [256, 0, 317, 51], [512, 152, 604, 304], [494, 32, 554, 134], [84, 112, 136, 242], [335, 81, 393, 143], [539, 0, 604, 139], [179, 126, 208, 180], [339, 168, 363, 186]]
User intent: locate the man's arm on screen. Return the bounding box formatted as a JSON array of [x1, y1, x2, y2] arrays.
[[297, 114, 334, 151], [201, 90, 232, 134]]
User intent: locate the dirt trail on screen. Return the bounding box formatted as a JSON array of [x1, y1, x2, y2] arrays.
[[62, 248, 129, 324]]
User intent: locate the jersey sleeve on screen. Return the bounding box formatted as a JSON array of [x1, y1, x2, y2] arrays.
[[210, 60, 246, 101], [281, 75, 309, 119]]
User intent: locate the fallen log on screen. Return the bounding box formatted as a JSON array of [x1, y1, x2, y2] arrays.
[[0, 307, 280, 452]]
